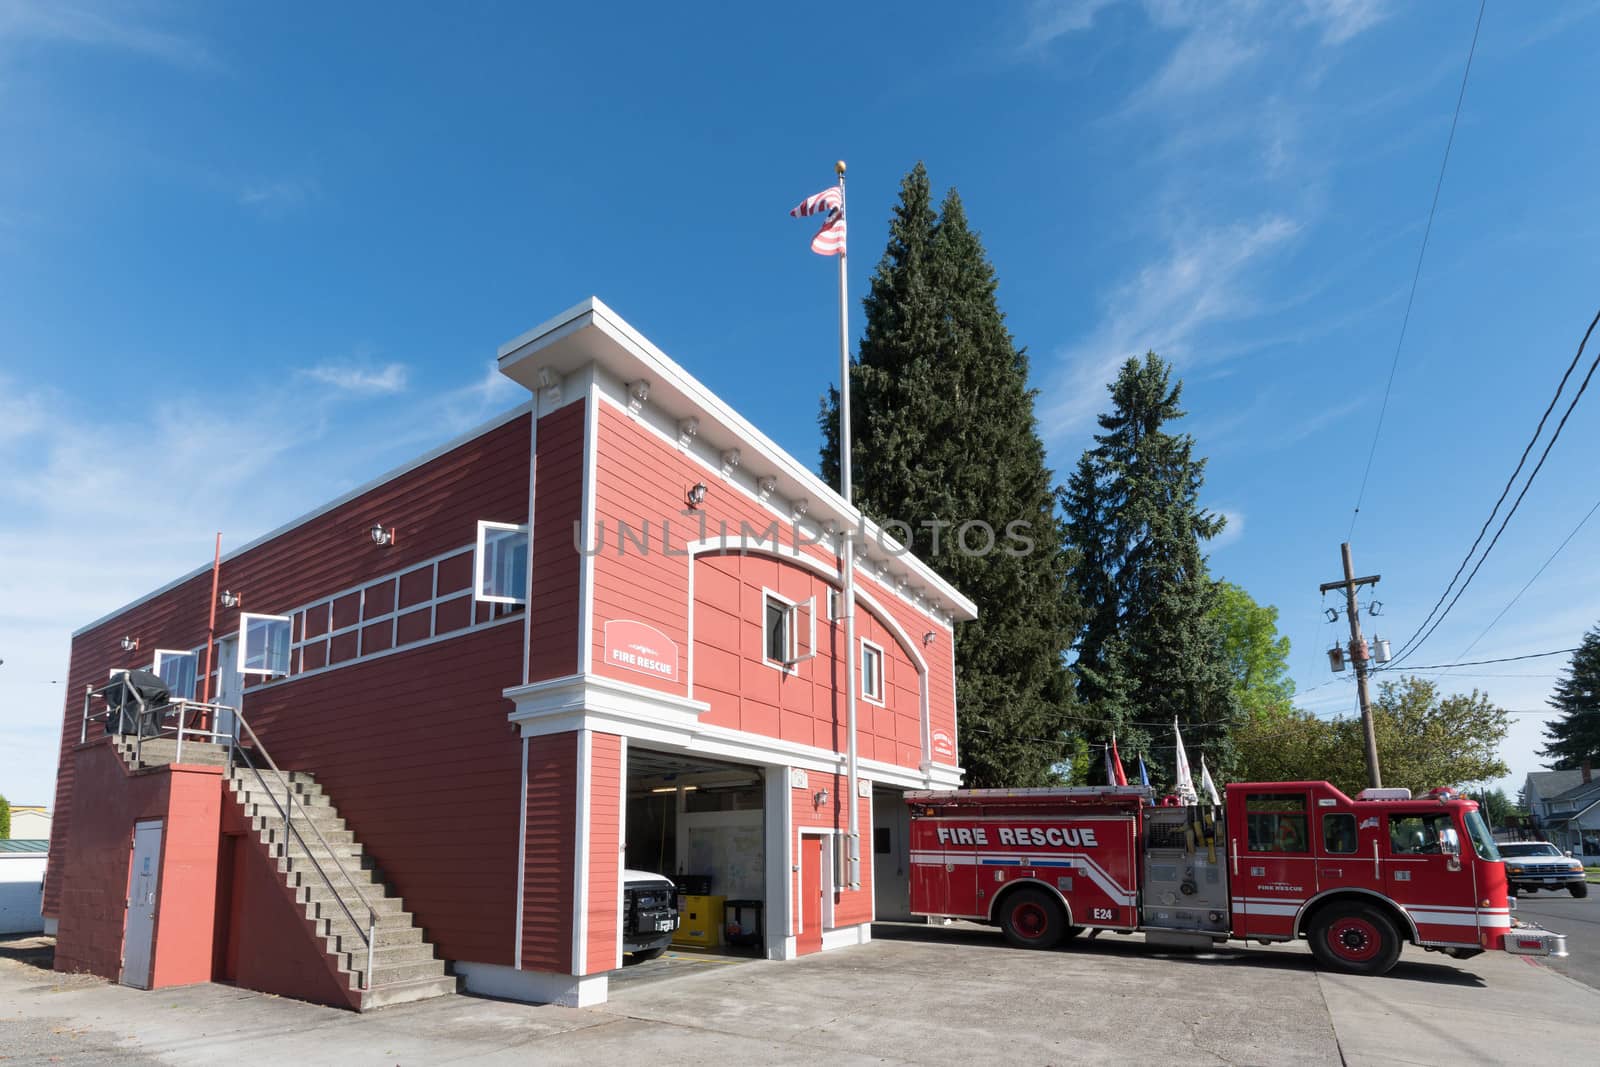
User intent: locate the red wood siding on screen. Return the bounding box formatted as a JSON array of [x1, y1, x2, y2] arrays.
[[589, 399, 955, 768], [529, 400, 585, 681], [789, 773, 873, 942], [522, 731, 578, 973], [584, 732, 622, 974]]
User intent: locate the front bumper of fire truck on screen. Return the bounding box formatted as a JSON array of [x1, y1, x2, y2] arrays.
[[1500, 921, 1568, 959]]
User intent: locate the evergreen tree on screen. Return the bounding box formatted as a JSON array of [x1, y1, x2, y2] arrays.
[[1540, 625, 1600, 768], [1061, 354, 1237, 775], [820, 164, 1078, 787]]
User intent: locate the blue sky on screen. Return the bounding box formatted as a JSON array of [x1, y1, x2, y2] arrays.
[[3, 1, 1599, 810]]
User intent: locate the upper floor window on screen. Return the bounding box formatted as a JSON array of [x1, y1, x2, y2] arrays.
[[153, 649, 199, 701], [861, 640, 884, 703], [763, 591, 815, 669], [475, 520, 529, 605], [240, 613, 291, 677]]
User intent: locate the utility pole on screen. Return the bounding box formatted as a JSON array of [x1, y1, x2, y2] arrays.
[[1319, 543, 1383, 789]]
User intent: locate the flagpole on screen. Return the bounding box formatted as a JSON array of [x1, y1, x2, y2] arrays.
[[836, 160, 861, 889]]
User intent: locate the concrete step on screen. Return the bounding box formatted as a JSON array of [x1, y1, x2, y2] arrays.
[[116, 738, 231, 767], [274, 838, 365, 862], [355, 974, 457, 1012], [265, 825, 357, 848], [367, 958, 449, 986], [250, 808, 345, 833], [232, 775, 327, 801], [298, 883, 404, 913], [322, 920, 424, 950], [301, 891, 407, 923], [284, 864, 385, 889]]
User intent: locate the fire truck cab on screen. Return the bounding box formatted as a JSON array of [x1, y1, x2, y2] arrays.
[[906, 781, 1568, 976]]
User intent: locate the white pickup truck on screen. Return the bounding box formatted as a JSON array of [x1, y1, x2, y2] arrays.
[[1499, 841, 1589, 898], [622, 869, 680, 960]]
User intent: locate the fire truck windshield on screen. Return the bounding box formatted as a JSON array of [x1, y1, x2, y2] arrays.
[[1463, 810, 1500, 861]]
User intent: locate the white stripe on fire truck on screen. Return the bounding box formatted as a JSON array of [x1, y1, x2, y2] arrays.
[[908, 851, 1136, 906]]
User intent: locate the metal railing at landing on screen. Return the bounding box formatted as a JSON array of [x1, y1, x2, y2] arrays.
[[80, 685, 378, 990]]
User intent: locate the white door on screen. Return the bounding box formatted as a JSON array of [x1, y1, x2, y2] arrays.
[[872, 791, 915, 921], [122, 820, 163, 989], [215, 635, 241, 739]]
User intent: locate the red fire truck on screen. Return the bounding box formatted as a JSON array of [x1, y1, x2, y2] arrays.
[[906, 781, 1567, 975]]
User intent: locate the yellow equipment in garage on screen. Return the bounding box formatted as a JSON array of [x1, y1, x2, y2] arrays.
[[673, 894, 725, 947]]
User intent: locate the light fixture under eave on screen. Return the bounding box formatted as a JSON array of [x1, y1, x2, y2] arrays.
[[923, 631, 937, 646], [219, 589, 241, 609], [120, 636, 138, 652], [370, 523, 396, 547], [686, 482, 708, 508], [814, 789, 830, 808]]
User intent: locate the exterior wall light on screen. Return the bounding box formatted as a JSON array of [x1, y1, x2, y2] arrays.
[[686, 483, 708, 508], [370, 523, 396, 547], [814, 789, 830, 808], [219, 589, 241, 609], [120, 636, 139, 652], [923, 631, 937, 646]]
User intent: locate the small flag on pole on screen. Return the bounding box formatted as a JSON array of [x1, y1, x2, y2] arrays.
[[1137, 755, 1150, 789], [1172, 717, 1199, 805], [1109, 734, 1128, 787], [1200, 756, 1221, 806], [791, 186, 846, 256]]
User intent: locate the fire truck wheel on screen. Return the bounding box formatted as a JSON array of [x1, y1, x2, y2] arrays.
[[998, 888, 1067, 950], [1308, 903, 1401, 976]]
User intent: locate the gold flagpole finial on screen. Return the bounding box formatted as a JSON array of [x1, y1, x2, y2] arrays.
[[835, 160, 847, 176]]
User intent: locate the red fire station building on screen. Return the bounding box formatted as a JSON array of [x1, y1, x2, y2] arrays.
[[44, 298, 974, 1009]]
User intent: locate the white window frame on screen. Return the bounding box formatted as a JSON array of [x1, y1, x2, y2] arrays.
[[152, 648, 199, 701], [474, 519, 530, 606], [761, 589, 817, 671], [860, 639, 885, 705], [239, 612, 293, 677]]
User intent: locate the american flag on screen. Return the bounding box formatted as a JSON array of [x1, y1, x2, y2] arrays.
[[790, 186, 846, 256]]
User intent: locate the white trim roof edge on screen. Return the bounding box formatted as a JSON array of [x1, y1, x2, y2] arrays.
[[498, 297, 977, 621], [71, 401, 534, 638]]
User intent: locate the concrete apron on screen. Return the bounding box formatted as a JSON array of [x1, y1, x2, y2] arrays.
[[4, 926, 1597, 1065]]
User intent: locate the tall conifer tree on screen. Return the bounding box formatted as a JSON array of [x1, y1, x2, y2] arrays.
[[1540, 625, 1600, 768], [1061, 354, 1237, 778], [820, 164, 1077, 787]]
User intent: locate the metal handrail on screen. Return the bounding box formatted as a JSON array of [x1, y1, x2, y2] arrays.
[[229, 710, 379, 990]]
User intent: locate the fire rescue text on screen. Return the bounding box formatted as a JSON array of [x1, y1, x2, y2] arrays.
[[935, 825, 1099, 848]]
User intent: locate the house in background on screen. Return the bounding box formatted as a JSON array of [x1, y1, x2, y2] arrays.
[[9, 806, 52, 840], [44, 298, 972, 1011], [1, 839, 49, 935], [1524, 762, 1600, 860]]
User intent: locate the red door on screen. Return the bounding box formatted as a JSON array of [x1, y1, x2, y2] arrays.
[[1230, 788, 1318, 939], [798, 836, 823, 954]]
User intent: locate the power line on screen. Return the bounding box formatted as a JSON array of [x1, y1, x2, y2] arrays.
[[1379, 647, 1579, 672], [1453, 494, 1600, 661], [1385, 304, 1600, 668], [1348, 0, 1487, 540], [1388, 308, 1600, 671]]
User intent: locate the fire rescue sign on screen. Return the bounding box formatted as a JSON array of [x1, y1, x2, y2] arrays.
[[603, 619, 679, 681]]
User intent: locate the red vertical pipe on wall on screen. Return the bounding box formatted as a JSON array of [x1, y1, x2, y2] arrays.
[[201, 532, 221, 704]]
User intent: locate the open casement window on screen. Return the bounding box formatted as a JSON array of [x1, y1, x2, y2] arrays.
[[239, 613, 292, 677], [860, 640, 884, 703], [152, 649, 199, 701], [475, 520, 530, 605], [763, 593, 816, 668]]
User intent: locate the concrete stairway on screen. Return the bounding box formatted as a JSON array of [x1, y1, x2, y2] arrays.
[[226, 767, 457, 1011]]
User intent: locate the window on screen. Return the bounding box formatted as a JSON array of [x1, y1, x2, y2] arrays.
[[1244, 792, 1309, 853], [1463, 811, 1500, 862], [153, 649, 199, 701], [861, 640, 884, 703], [874, 827, 892, 855], [239, 613, 292, 677], [762, 592, 815, 668], [474, 520, 529, 605], [1387, 813, 1453, 855], [1321, 813, 1357, 855]]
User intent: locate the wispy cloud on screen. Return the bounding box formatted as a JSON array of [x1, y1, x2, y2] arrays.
[[1041, 215, 1301, 439], [300, 361, 410, 395], [0, 1, 220, 71], [1021, 0, 1119, 52], [239, 178, 321, 217], [1300, 0, 1390, 46], [1210, 508, 1245, 551]]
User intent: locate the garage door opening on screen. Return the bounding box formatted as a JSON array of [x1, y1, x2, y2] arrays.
[[617, 747, 768, 989]]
